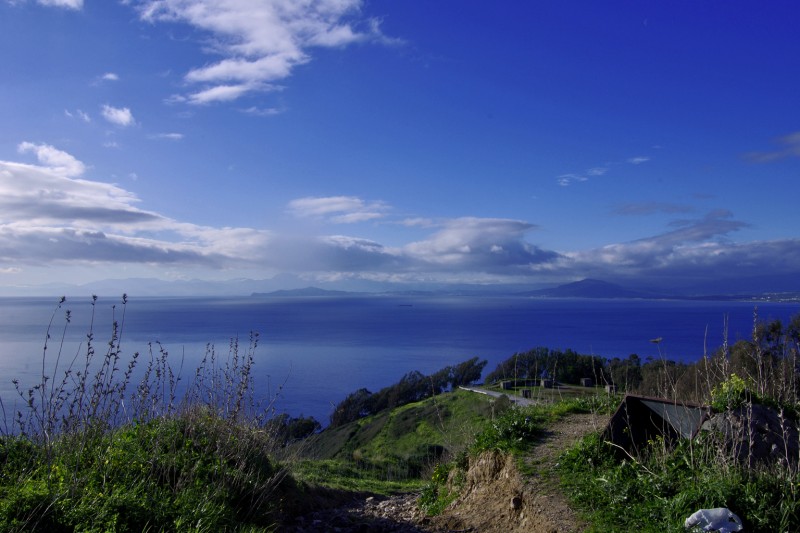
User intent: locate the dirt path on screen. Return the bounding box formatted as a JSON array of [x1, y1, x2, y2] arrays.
[[285, 412, 607, 532], [428, 412, 608, 533]]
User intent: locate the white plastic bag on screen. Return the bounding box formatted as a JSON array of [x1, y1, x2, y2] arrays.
[[684, 507, 743, 533]]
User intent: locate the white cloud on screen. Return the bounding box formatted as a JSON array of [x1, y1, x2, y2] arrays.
[[149, 133, 184, 141], [2, 158, 147, 228], [614, 202, 694, 216], [403, 217, 556, 272], [289, 196, 364, 217], [102, 72, 119, 81], [557, 173, 587, 187], [561, 211, 760, 283], [101, 105, 135, 127], [187, 83, 265, 105], [64, 109, 91, 122], [242, 106, 284, 117], [559, 155, 652, 186], [0, 151, 794, 288], [17, 142, 86, 177], [400, 217, 435, 228], [564, 236, 800, 288], [0, 154, 271, 268], [745, 131, 800, 162], [331, 211, 384, 224], [185, 55, 298, 85], [587, 167, 608, 176], [36, 0, 83, 9], [288, 195, 388, 223], [132, 0, 394, 104]]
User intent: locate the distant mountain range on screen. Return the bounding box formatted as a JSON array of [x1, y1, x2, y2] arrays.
[[252, 278, 799, 302], [253, 287, 353, 298], [1, 275, 798, 302], [253, 280, 651, 299]]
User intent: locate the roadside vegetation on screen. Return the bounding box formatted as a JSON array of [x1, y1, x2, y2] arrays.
[[1, 297, 797, 531], [412, 310, 800, 531], [557, 312, 800, 533]]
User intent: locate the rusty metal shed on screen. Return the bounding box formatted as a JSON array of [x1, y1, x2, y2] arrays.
[[603, 394, 709, 456]]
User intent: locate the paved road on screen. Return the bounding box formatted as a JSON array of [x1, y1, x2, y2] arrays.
[[458, 385, 538, 407]]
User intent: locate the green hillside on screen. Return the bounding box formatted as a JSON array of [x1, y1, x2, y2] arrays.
[[290, 389, 504, 494]]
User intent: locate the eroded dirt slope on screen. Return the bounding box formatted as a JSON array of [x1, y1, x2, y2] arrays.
[[286, 412, 606, 532], [428, 412, 606, 533]]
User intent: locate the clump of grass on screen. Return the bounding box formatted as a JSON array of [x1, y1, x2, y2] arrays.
[[0, 296, 292, 532], [1, 407, 287, 531], [560, 431, 799, 533], [470, 405, 545, 454], [417, 457, 466, 516], [291, 458, 424, 495]]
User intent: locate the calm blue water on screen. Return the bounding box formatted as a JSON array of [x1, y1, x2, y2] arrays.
[[0, 295, 797, 426]]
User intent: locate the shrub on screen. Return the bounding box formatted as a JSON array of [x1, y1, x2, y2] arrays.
[[418, 457, 466, 516], [0, 296, 291, 532], [711, 373, 754, 411], [470, 406, 545, 454]]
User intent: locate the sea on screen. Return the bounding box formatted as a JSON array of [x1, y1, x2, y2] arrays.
[[0, 295, 797, 427]]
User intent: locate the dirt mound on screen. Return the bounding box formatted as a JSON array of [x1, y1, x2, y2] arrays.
[[428, 412, 606, 533]]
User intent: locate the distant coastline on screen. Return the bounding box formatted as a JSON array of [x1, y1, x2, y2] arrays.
[[1, 276, 797, 303], [251, 279, 800, 304]]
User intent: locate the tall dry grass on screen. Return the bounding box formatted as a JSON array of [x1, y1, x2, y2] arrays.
[[0, 295, 295, 531]]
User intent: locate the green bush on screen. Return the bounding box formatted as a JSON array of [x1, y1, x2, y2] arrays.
[[418, 458, 465, 516], [710, 373, 754, 411], [0, 410, 286, 531]]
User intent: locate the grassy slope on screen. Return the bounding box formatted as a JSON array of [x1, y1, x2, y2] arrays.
[[291, 389, 500, 494], [302, 389, 498, 461]]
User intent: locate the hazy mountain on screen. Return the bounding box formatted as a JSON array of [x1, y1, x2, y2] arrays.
[[519, 279, 655, 299], [252, 287, 354, 297], [1, 274, 796, 300]]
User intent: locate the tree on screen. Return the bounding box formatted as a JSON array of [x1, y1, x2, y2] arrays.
[[450, 357, 487, 388], [330, 388, 373, 427], [429, 366, 452, 394], [265, 413, 321, 444], [609, 354, 642, 391]]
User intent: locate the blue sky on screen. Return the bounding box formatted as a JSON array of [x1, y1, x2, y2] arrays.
[[1, 0, 799, 293]]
